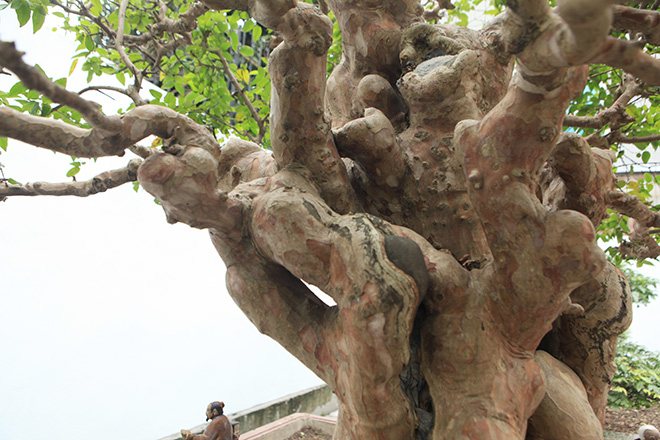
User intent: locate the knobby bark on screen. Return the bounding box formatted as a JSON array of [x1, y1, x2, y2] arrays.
[[5, 0, 660, 438]]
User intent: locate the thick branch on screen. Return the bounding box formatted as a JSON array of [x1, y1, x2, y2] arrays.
[[264, 2, 356, 213], [0, 41, 121, 131], [613, 5, 660, 45], [333, 107, 406, 188], [594, 37, 660, 86], [505, 2, 611, 83], [504, 0, 550, 22], [607, 189, 660, 228], [0, 159, 141, 199], [201, 0, 248, 13], [0, 105, 216, 158], [543, 132, 615, 226], [458, 61, 604, 349], [210, 231, 335, 385]]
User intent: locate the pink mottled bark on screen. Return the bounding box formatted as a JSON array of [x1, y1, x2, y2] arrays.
[[5, 0, 652, 439]]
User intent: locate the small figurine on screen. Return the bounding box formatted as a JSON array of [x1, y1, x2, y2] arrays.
[[638, 425, 660, 440], [181, 401, 238, 440]]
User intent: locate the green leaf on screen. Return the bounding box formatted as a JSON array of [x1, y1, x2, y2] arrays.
[[230, 32, 239, 51], [84, 35, 94, 52], [642, 150, 651, 163], [15, 2, 31, 27], [8, 178, 21, 185], [132, 181, 140, 192], [253, 25, 262, 41], [0, 137, 8, 151], [69, 58, 79, 76], [164, 92, 176, 107], [28, 102, 40, 115], [66, 166, 80, 177], [9, 81, 27, 97], [32, 5, 46, 33], [239, 45, 254, 57]]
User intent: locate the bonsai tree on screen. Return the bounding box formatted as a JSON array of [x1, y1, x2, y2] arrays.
[[2, 0, 660, 438]]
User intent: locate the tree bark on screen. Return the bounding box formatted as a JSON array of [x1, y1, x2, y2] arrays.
[[6, 0, 657, 438]]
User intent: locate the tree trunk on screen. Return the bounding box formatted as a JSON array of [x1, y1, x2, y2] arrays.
[[3, 0, 645, 439], [137, 1, 635, 438]]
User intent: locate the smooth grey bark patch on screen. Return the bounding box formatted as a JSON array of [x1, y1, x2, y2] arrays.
[[384, 235, 430, 295]]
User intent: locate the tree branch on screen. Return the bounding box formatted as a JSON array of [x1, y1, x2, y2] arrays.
[[504, 0, 614, 82], [116, 0, 142, 86], [593, 37, 660, 86], [256, 1, 356, 213], [613, 5, 660, 45], [214, 47, 267, 143], [563, 74, 641, 130], [129, 144, 159, 158], [0, 158, 141, 200], [607, 189, 660, 229], [0, 105, 217, 158], [50, 0, 118, 42], [0, 41, 121, 131], [505, 0, 550, 22], [210, 231, 336, 385], [76, 85, 149, 107], [201, 0, 249, 13], [126, 2, 208, 44], [613, 133, 660, 143]]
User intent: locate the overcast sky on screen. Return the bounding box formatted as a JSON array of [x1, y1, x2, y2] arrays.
[[1, 8, 660, 440], [0, 12, 323, 440]]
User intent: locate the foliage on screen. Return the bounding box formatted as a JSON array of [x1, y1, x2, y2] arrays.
[[4, 0, 660, 265], [609, 337, 660, 408], [621, 265, 659, 306], [609, 266, 659, 408], [2, 0, 274, 145]]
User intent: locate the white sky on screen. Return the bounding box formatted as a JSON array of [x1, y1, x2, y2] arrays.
[[0, 11, 323, 440], [1, 7, 659, 440]]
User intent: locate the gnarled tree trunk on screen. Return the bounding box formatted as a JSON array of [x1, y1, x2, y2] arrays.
[[7, 0, 660, 438]]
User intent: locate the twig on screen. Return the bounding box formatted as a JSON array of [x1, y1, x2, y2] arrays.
[[116, 0, 141, 85], [564, 74, 641, 130], [612, 133, 660, 144], [215, 49, 267, 143]]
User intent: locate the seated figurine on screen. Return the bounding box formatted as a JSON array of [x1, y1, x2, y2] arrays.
[[181, 401, 237, 440], [638, 425, 660, 440]]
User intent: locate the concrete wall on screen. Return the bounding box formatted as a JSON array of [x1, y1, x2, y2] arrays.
[[230, 384, 337, 434], [158, 385, 337, 440]]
